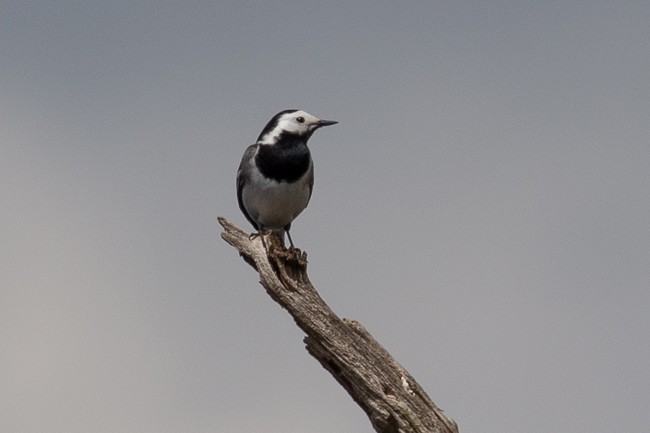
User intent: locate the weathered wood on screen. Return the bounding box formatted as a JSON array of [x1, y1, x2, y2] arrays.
[[219, 216, 458, 433]]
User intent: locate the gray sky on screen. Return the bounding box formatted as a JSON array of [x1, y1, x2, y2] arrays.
[[2, 1, 649, 432]]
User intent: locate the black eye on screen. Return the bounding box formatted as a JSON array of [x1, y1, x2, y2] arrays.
[[296, 116, 305, 124]]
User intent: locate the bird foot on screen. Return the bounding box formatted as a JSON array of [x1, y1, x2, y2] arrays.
[[249, 230, 272, 249], [248, 231, 304, 264], [248, 230, 269, 241]]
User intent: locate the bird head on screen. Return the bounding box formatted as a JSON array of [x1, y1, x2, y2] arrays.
[[257, 109, 338, 144]]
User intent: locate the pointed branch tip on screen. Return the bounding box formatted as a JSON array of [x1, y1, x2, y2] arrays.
[[217, 216, 231, 229]]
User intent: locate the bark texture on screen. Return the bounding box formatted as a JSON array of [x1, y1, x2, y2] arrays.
[[219, 217, 459, 433]]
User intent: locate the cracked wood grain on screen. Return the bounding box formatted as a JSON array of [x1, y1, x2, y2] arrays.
[[219, 216, 459, 433]]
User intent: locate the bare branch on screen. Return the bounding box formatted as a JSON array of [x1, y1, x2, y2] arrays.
[[219, 217, 459, 433]]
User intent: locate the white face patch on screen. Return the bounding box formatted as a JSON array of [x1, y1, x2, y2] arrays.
[[258, 110, 321, 145]]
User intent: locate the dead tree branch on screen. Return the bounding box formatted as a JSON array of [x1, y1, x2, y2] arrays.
[[218, 216, 458, 433]]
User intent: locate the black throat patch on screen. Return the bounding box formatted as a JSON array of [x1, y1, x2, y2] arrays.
[[255, 134, 311, 183]]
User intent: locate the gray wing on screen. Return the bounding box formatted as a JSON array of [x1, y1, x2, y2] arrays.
[[236, 144, 259, 230], [306, 160, 314, 202]]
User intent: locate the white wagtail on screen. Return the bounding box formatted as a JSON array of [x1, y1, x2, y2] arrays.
[[236, 109, 338, 248]]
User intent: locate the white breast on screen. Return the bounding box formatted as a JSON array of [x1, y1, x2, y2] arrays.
[[242, 161, 313, 231]]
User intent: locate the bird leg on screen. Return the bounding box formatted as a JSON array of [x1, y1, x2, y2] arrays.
[[285, 230, 295, 249], [249, 229, 271, 249], [249, 229, 295, 251]]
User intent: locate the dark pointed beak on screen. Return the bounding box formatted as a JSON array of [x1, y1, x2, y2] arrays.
[[316, 119, 338, 128]]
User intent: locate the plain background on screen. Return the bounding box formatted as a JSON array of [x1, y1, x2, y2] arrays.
[[2, 2, 649, 432]]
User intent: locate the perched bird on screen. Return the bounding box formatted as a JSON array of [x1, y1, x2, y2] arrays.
[[236, 109, 338, 248]]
